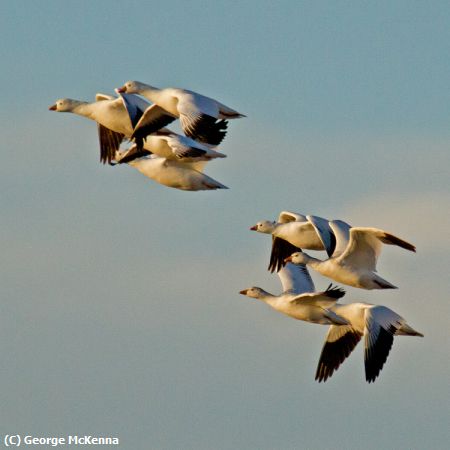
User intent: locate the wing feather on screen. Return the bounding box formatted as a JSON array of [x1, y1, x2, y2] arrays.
[[131, 104, 176, 151], [277, 263, 315, 294], [268, 237, 301, 273], [316, 325, 362, 382], [364, 306, 403, 383], [97, 124, 125, 164]]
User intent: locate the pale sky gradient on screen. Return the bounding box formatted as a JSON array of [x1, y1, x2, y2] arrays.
[[1, 1, 449, 449]]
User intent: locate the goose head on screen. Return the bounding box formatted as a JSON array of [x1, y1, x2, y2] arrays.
[[117, 80, 152, 94], [284, 252, 308, 265], [48, 98, 82, 112], [250, 220, 276, 234], [239, 287, 268, 300]]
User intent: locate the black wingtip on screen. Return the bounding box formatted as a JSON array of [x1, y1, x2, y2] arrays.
[[364, 326, 395, 383], [381, 233, 416, 253], [268, 238, 302, 273], [324, 284, 346, 299], [185, 115, 229, 146]]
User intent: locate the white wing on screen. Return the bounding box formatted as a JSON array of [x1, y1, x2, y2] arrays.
[[336, 227, 384, 271], [277, 263, 315, 294], [315, 325, 362, 382], [177, 91, 228, 146], [96, 93, 115, 101], [164, 134, 226, 160], [364, 306, 404, 383], [278, 211, 308, 223], [307, 215, 335, 257], [328, 220, 351, 258], [289, 285, 346, 308], [177, 90, 219, 117], [269, 212, 320, 273]]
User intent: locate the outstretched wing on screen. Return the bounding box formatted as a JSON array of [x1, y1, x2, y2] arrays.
[[268, 237, 301, 273], [119, 93, 149, 128], [95, 93, 115, 101], [162, 133, 214, 160], [278, 211, 307, 223], [290, 285, 346, 308], [277, 263, 315, 295], [307, 215, 335, 257], [97, 124, 125, 164], [113, 144, 152, 165], [336, 227, 383, 271], [315, 325, 362, 382], [180, 114, 228, 146], [328, 220, 351, 258], [364, 306, 404, 383], [131, 104, 176, 151]]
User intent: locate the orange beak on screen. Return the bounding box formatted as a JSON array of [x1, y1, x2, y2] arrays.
[[250, 225, 257, 231], [116, 86, 126, 93], [48, 104, 57, 111], [239, 290, 248, 295], [284, 256, 293, 263]]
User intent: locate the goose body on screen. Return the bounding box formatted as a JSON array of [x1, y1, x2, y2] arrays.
[[114, 146, 228, 191], [239, 262, 422, 382], [250, 211, 345, 272], [315, 302, 423, 382], [145, 130, 226, 162], [240, 263, 348, 325], [286, 225, 416, 290], [49, 93, 177, 164], [117, 81, 245, 146]]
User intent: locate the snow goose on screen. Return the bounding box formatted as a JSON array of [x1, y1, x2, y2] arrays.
[[240, 263, 423, 383], [117, 81, 245, 146], [250, 212, 341, 272], [239, 263, 349, 325], [315, 303, 423, 383], [143, 129, 226, 162], [49, 93, 174, 164], [285, 224, 416, 289], [113, 145, 228, 191]]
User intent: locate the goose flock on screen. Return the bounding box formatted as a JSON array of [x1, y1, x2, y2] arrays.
[[49, 82, 422, 383], [243, 211, 422, 382], [49, 81, 244, 190]]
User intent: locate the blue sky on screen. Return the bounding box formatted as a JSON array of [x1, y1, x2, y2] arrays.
[[1, 1, 449, 449]]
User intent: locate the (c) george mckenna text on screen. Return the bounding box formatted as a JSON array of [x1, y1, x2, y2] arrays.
[[4, 435, 120, 446]]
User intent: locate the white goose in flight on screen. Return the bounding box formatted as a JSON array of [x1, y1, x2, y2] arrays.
[[117, 80, 245, 146], [239, 262, 423, 383], [250, 211, 343, 272], [285, 222, 416, 289], [113, 145, 228, 191], [143, 129, 226, 163], [49, 93, 154, 164]]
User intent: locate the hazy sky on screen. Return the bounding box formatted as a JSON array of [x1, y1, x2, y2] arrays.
[[1, 1, 449, 449]]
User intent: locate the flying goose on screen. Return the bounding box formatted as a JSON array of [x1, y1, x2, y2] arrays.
[[113, 145, 228, 191], [285, 224, 416, 289], [239, 262, 423, 382], [49, 92, 175, 164], [250, 211, 342, 272], [49, 93, 149, 164], [142, 129, 226, 162], [117, 80, 245, 146]]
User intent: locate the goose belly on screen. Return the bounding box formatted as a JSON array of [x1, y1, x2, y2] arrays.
[[276, 303, 331, 324], [317, 261, 363, 287], [331, 303, 368, 332], [277, 224, 324, 250], [130, 158, 207, 190]]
